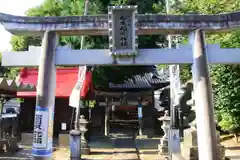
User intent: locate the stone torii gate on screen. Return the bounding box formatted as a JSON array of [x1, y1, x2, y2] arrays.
[[2, 6, 240, 160]]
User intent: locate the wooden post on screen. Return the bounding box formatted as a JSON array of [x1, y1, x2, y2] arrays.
[[104, 97, 110, 136]]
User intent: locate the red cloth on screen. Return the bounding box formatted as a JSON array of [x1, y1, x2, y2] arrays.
[[17, 68, 92, 98]]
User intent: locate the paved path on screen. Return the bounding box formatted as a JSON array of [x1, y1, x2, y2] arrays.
[[83, 128, 140, 160], [0, 128, 163, 160], [110, 130, 139, 160]]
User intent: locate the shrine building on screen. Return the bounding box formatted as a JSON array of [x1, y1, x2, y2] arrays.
[[17, 67, 169, 138]]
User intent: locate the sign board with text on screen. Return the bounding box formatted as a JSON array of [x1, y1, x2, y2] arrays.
[[33, 106, 49, 149], [108, 6, 138, 56]]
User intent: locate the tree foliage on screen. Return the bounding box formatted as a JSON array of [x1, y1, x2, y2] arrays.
[[10, 0, 167, 88], [210, 31, 240, 134], [0, 52, 18, 79], [177, 0, 240, 134]]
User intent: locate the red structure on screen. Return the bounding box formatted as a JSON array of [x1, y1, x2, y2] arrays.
[[18, 67, 169, 138], [17, 68, 93, 135], [17, 68, 92, 98]]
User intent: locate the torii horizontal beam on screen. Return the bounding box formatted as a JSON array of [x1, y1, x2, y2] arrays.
[[1, 12, 240, 36], [2, 44, 240, 66]]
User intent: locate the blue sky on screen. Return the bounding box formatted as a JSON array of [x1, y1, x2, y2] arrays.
[[0, 0, 43, 51]]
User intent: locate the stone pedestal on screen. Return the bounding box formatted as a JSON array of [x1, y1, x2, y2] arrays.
[[182, 89, 226, 160], [158, 110, 171, 156], [181, 127, 225, 160], [79, 115, 90, 155], [69, 130, 81, 160], [158, 138, 169, 154]]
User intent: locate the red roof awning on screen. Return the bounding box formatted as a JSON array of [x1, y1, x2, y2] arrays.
[[17, 68, 92, 98]]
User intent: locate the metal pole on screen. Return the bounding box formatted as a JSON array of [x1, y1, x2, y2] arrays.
[[32, 31, 58, 160], [74, 0, 90, 128], [69, 1, 90, 160], [74, 0, 89, 129], [166, 0, 181, 129], [191, 29, 218, 160], [166, 1, 182, 159], [80, 0, 89, 50], [166, 0, 174, 126]]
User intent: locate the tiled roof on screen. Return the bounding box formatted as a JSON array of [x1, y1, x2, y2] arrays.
[[108, 68, 169, 89]]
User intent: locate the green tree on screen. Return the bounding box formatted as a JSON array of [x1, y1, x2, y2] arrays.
[[177, 0, 240, 141], [10, 0, 167, 89], [0, 53, 7, 77], [210, 31, 240, 142], [0, 52, 18, 79]]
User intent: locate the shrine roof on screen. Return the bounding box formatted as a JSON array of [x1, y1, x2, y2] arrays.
[[17, 67, 169, 97], [99, 67, 169, 92], [107, 73, 168, 90]]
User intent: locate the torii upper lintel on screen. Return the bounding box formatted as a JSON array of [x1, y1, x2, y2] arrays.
[[1, 11, 240, 36]]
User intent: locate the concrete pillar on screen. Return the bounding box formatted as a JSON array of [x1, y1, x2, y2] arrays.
[[191, 29, 218, 160], [32, 31, 58, 160]]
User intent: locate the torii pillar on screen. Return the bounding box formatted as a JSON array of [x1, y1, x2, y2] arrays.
[[191, 29, 218, 160], [32, 31, 58, 160]]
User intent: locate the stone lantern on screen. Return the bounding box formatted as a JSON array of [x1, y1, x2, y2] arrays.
[[79, 115, 90, 155], [158, 110, 171, 156]]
